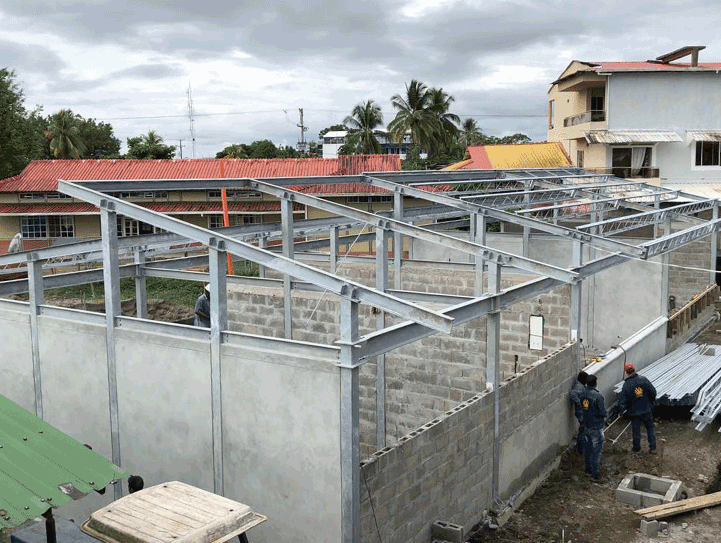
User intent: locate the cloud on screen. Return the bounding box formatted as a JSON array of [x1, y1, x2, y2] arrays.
[[0, 40, 67, 75], [112, 63, 185, 79]]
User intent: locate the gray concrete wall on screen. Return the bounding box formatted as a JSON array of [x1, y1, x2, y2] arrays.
[[608, 72, 721, 182], [0, 301, 341, 543], [668, 235, 713, 306], [359, 343, 578, 543]]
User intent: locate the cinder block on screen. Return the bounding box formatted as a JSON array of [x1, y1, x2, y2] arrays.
[[640, 519, 658, 536], [431, 520, 463, 543]]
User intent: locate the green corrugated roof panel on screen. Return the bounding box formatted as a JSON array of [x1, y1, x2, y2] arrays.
[[0, 395, 128, 530]]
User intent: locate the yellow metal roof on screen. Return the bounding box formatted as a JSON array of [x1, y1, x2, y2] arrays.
[[483, 143, 571, 169]]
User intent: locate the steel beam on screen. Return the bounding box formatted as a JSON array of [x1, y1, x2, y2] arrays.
[[282, 198, 294, 339], [339, 298, 360, 543], [486, 262, 501, 502], [209, 247, 227, 496], [330, 226, 339, 274], [712, 205, 719, 284], [249, 180, 579, 284], [28, 258, 44, 420], [134, 249, 147, 319], [100, 207, 122, 500], [393, 191, 403, 290], [642, 218, 721, 258], [473, 213, 486, 296], [57, 181, 453, 333]]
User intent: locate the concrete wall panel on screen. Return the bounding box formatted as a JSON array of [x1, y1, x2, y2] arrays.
[[0, 300, 33, 412], [221, 342, 342, 543]]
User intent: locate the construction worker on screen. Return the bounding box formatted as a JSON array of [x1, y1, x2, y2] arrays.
[[581, 374, 608, 483], [618, 362, 657, 454], [569, 370, 589, 453], [194, 284, 211, 328]]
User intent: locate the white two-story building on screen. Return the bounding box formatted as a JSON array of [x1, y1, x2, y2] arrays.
[[548, 46, 721, 189]]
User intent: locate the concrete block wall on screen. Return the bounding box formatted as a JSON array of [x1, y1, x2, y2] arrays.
[[359, 342, 578, 543], [669, 236, 712, 306], [229, 262, 571, 454]]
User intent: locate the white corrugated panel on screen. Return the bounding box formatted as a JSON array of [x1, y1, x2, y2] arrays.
[[687, 130, 721, 142], [585, 130, 682, 144]]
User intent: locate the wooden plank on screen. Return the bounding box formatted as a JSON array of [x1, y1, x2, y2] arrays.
[[635, 491, 721, 520]]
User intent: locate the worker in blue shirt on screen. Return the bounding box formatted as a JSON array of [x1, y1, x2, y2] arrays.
[[581, 374, 608, 483], [194, 284, 211, 328], [569, 371, 588, 453], [618, 362, 657, 454]]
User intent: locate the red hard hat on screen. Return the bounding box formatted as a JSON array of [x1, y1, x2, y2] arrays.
[[624, 362, 635, 373]]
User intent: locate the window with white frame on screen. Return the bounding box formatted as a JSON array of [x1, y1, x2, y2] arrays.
[[19, 192, 46, 201], [208, 215, 225, 229], [695, 141, 721, 166], [21, 216, 75, 238]]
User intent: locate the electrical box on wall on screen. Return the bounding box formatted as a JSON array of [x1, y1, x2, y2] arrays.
[[529, 314, 544, 351]]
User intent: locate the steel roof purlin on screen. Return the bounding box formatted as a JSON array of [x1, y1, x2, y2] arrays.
[[56, 180, 454, 334]]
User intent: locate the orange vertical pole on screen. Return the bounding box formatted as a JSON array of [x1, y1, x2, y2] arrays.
[[219, 162, 234, 275]]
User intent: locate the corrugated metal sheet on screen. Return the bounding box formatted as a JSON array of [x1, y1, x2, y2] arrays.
[[585, 130, 682, 144], [0, 156, 401, 193], [0, 202, 303, 215], [0, 203, 98, 215], [0, 395, 128, 530], [441, 159, 473, 171], [592, 61, 721, 71], [663, 184, 721, 200], [687, 130, 721, 142], [448, 142, 570, 170]]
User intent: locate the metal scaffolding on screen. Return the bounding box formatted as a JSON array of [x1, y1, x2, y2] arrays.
[[3, 167, 719, 543]]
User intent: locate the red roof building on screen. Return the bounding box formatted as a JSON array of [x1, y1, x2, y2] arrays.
[[0, 156, 401, 253]]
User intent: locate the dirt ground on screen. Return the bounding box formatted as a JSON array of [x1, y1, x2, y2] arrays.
[[43, 296, 195, 323], [471, 313, 721, 543]]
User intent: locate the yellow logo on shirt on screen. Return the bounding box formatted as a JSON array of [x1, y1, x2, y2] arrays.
[[582, 399, 590, 410], [634, 386, 643, 397]]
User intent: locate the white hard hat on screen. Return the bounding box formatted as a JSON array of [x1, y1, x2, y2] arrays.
[[204, 284, 210, 292]]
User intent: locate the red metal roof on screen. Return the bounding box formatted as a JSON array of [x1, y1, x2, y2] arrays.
[[289, 183, 390, 195], [0, 156, 401, 193], [0, 201, 301, 215]]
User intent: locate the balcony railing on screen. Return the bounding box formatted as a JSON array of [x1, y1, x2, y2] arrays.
[[563, 110, 606, 127], [585, 167, 660, 179]]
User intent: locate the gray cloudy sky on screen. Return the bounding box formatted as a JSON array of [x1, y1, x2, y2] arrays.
[[2, 0, 719, 158]]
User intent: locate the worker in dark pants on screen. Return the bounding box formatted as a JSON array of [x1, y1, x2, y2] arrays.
[[618, 362, 657, 454], [582, 374, 608, 484], [569, 371, 589, 453]]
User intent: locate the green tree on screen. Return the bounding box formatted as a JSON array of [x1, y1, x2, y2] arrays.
[[76, 116, 121, 158], [343, 100, 384, 154], [277, 145, 300, 158], [460, 118, 484, 147], [428, 87, 460, 154], [216, 143, 249, 158], [0, 69, 46, 177], [247, 139, 278, 159], [387, 80, 440, 154], [47, 109, 87, 159], [126, 130, 176, 159]]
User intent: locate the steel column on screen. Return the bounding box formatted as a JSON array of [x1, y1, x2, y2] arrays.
[[339, 297, 360, 543], [100, 206, 122, 500], [522, 181, 530, 258], [486, 261, 501, 502], [282, 198, 294, 339], [258, 236, 267, 278], [662, 216, 671, 313], [393, 191, 403, 290], [473, 213, 486, 296], [134, 249, 147, 319], [28, 258, 44, 419], [712, 205, 718, 284], [570, 240, 583, 347], [209, 245, 228, 495], [375, 228, 390, 449], [330, 225, 339, 275]]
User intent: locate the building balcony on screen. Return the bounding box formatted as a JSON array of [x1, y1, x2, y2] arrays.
[[563, 110, 606, 127], [585, 167, 660, 179]]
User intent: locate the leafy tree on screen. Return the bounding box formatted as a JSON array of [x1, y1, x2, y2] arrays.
[[343, 100, 384, 154], [318, 124, 347, 138], [126, 130, 176, 159], [277, 145, 300, 158], [0, 69, 46, 177], [47, 109, 87, 159], [216, 143, 249, 159], [76, 116, 121, 158], [247, 139, 278, 159], [306, 141, 322, 157], [387, 79, 439, 154]]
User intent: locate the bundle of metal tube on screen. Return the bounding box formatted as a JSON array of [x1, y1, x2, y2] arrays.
[[692, 370, 721, 431], [613, 344, 721, 407]]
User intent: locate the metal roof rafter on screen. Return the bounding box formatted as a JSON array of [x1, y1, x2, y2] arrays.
[[247, 179, 580, 284], [57, 180, 454, 333], [365, 175, 648, 258]]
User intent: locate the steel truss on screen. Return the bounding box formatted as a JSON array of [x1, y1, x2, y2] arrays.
[[6, 167, 720, 543]]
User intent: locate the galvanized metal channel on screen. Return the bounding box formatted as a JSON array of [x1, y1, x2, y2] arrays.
[[28, 258, 44, 420]]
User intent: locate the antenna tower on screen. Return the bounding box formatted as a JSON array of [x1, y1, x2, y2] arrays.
[[187, 83, 197, 158], [296, 108, 309, 154]]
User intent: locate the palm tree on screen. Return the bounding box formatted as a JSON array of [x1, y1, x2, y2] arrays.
[[460, 118, 483, 147], [387, 80, 439, 153], [47, 109, 86, 159], [343, 100, 384, 154], [428, 87, 460, 153]]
